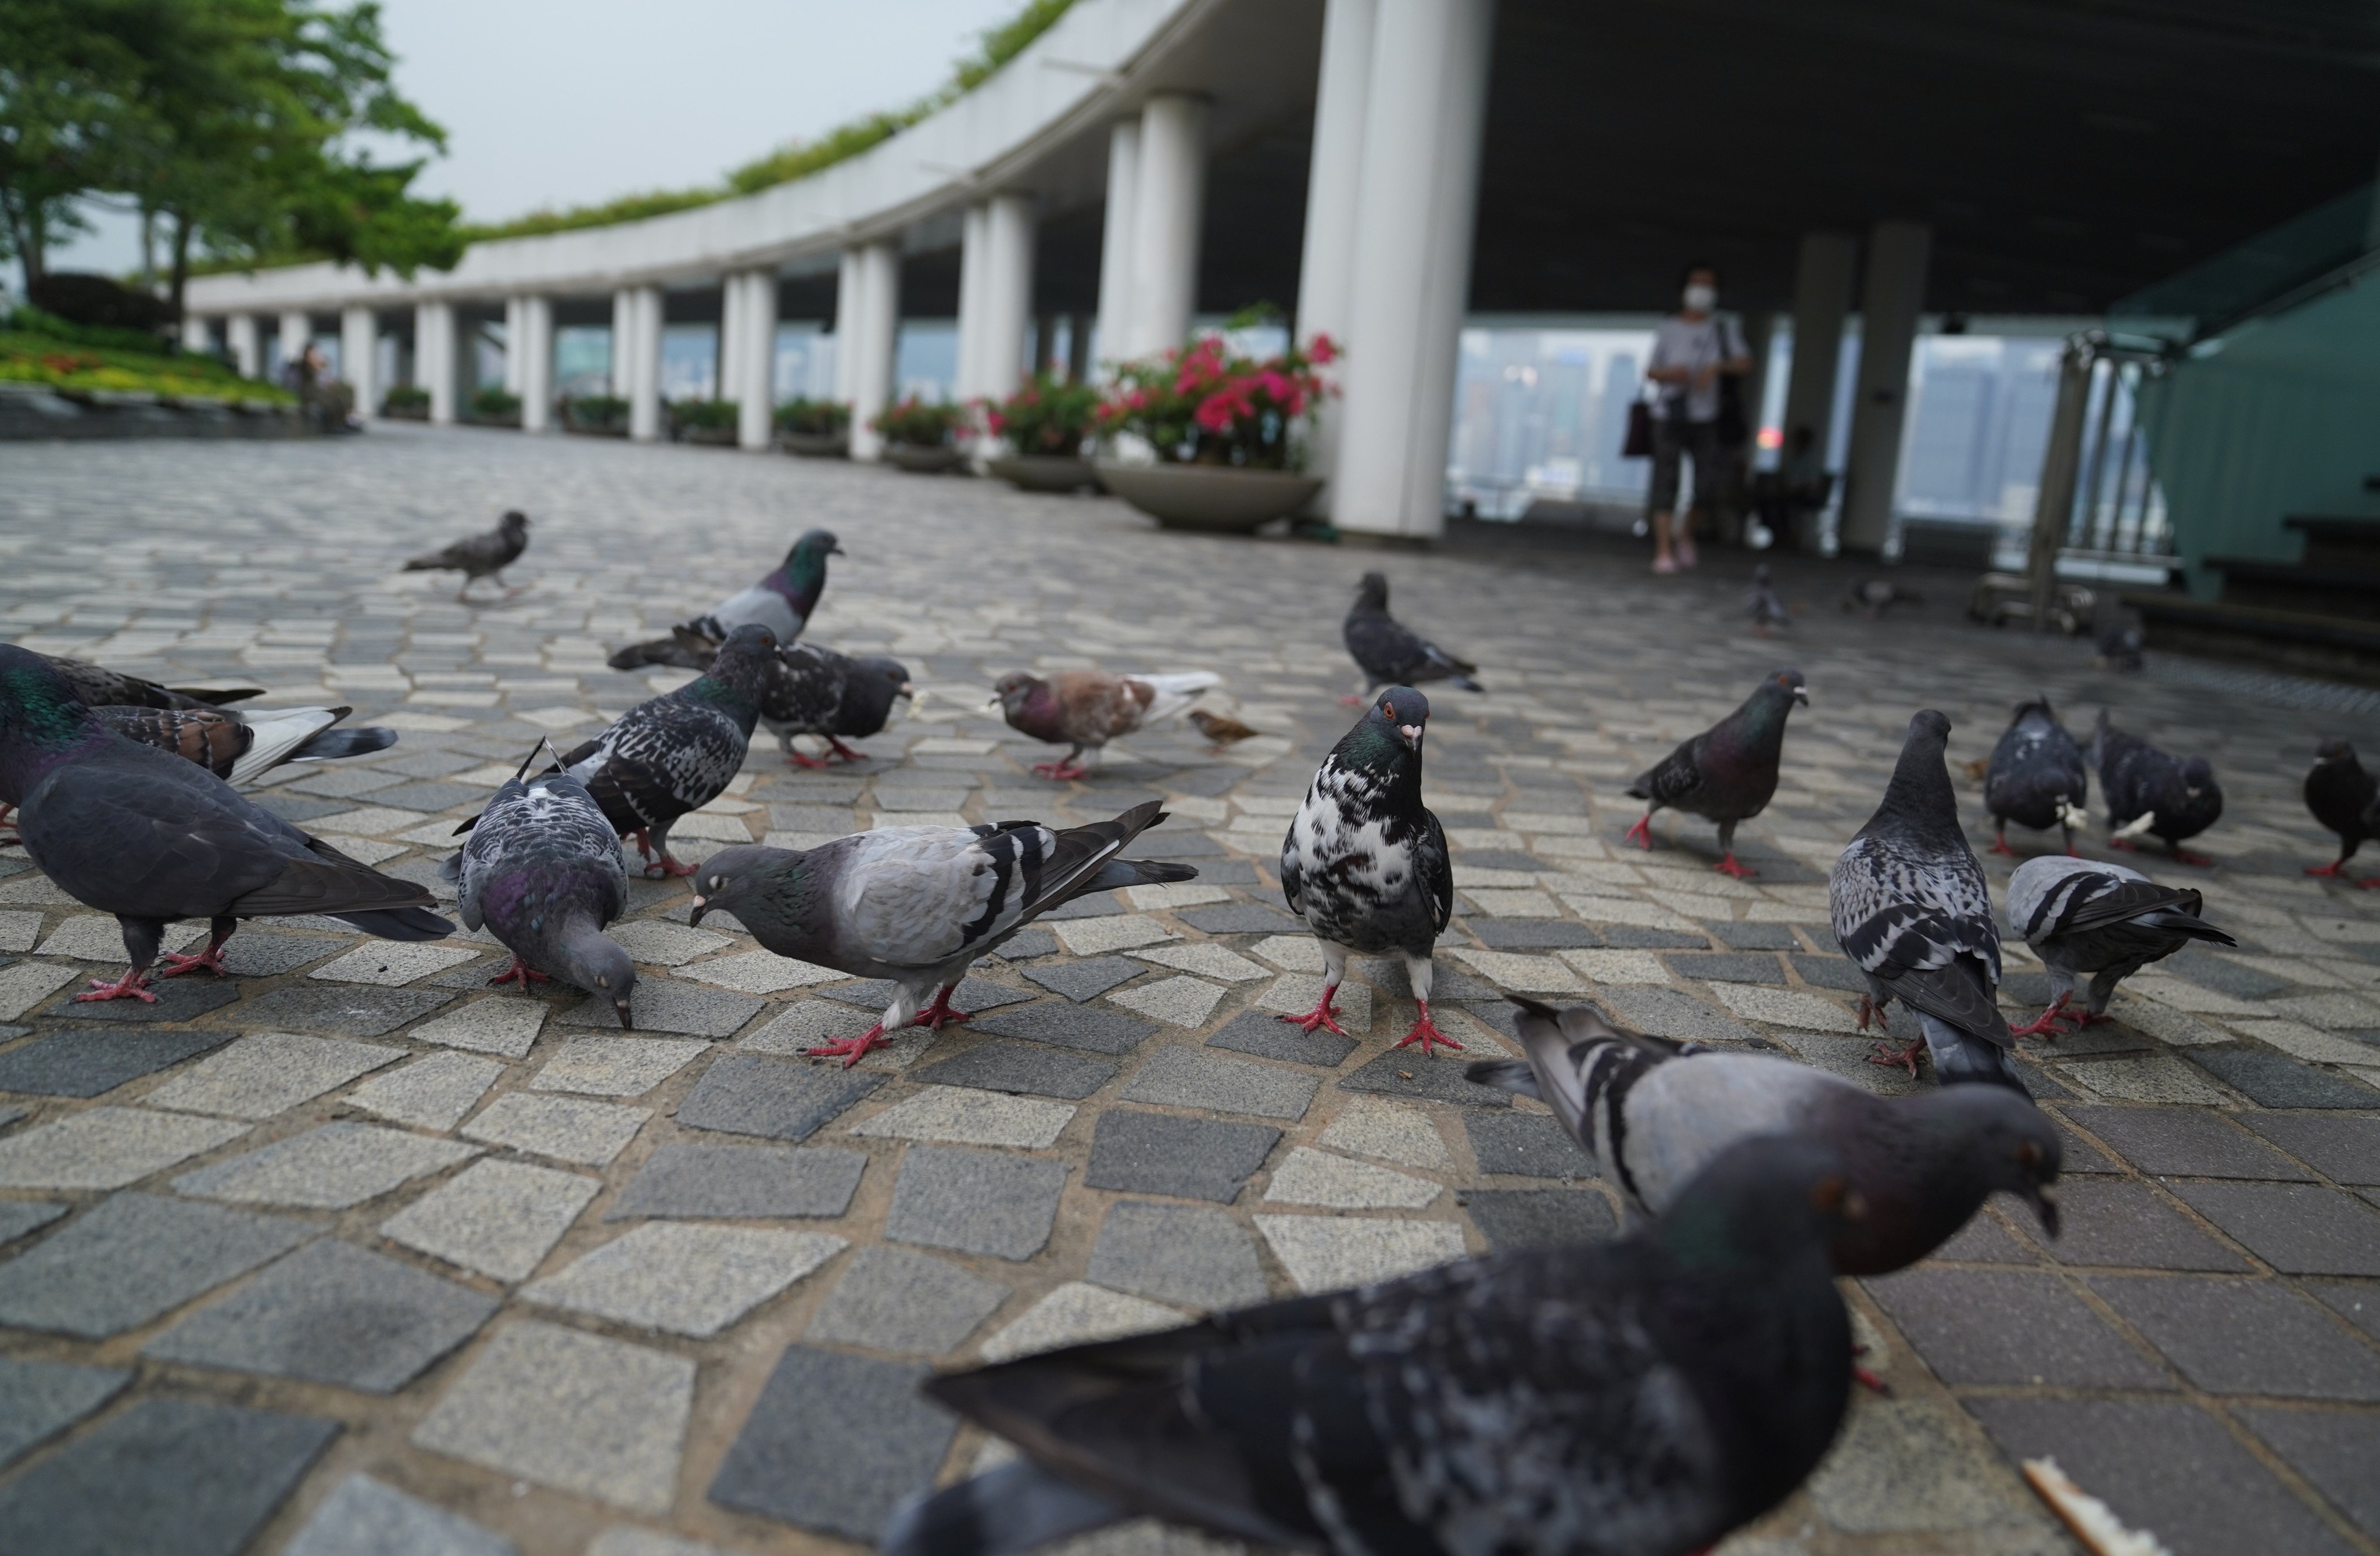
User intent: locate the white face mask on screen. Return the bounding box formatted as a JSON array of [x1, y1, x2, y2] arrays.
[[1683, 284, 1717, 312]]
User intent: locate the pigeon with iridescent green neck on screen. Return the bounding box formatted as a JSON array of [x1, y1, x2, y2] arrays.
[[1625, 668, 1807, 877], [607, 528, 843, 669]]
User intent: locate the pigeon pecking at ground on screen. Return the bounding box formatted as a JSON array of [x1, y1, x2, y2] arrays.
[[757, 643, 911, 767], [1281, 687, 1457, 1053], [1340, 571, 1482, 705], [403, 509, 531, 603], [2005, 855, 2236, 1037], [558, 622, 779, 877], [883, 1134, 1860, 1556], [91, 705, 397, 787], [1830, 709, 2022, 1089], [40, 653, 259, 711], [1744, 563, 1790, 635], [1187, 707, 1260, 754], [993, 669, 1222, 781], [1841, 578, 1923, 619], [0, 646, 451, 1002], [1981, 695, 2089, 856], [605, 528, 842, 669], [688, 799, 1195, 1065], [2092, 709, 2223, 866], [1470, 997, 2060, 1274], [443, 747, 637, 1023], [1624, 668, 1808, 877], [2302, 737, 2379, 887]]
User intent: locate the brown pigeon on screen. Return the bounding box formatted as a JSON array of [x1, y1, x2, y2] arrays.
[[993, 669, 1221, 780]]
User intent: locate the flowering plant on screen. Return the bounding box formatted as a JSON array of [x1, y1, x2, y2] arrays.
[[981, 371, 1101, 457], [1096, 331, 1336, 470], [774, 397, 850, 435], [872, 395, 963, 447]]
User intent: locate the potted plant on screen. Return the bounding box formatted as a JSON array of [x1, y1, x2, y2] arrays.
[[873, 396, 967, 472], [469, 386, 522, 428], [1094, 328, 1336, 532], [671, 397, 739, 446], [981, 372, 1101, 492], [775, 397, 850, 457], [564, 393, 628, 436], [381, 384, 429, 421]]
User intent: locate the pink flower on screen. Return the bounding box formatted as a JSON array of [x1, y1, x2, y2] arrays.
[[1309, 334, 1339, 365]]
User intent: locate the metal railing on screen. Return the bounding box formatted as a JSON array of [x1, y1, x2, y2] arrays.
[[2022, 330, 2176, 629]]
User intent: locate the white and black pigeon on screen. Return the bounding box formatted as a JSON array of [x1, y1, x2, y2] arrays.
[[558, 622, 777, 877], [607, 528, 843, 670], [1469, 998, 2060, 1274], [442, 746, 637, 1025], [2005, 855, 2235, 1037], [1341, 572, 1481, 705], [1830, 709, 2021, 1089], [89, 704, 396, 787], [884, 1134, 1861, 1556], [2092, 710, 2223, 866], [403, 509, 531, 603], [1981, 695, 2089, 856], [759, 643, 912, 768], [2303, 738, 2380, 887], [1281, 686, 1456, 1054], [1625, 668, 1807, 877], [1744, 563, 1788, 635]]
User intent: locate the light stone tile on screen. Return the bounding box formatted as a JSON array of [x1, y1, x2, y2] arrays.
[[531, 1037, 711, 1097], [408, 998, 548, 1059], [1249, 935, 1326, 973], [1109, 975, 1225, 1028], [1053, 915, 1178, 956], [0, 960, 78, 1019], [1129, 943, 1270, 982], [586, 1532, 736, 1556], [1453, 866, 1542, 888], [306, 805, 434, 836], [849, 1087, 1076, 1149], [679, 950, 847, 994], [2101, 998, 2227, 1046], [314, 834, 411, 865], [1316, 1097, 1453, 1170], [1557, 949, 1671, 984], [1123, 883, 1231, 910], [515, 705, 595, 730], [977, 1282, 1186, 1364], [1253, 1215, 1467, 1293], [1709, 984, 1861, 1032], [1264, 1146, 1441, 1210], [1443, 949, 1583, 994], [463, 1094, 652, 1167], [1506, 812, 1594, 834], [309, 942, 482, 987], [524, 1223, 845, 1337], [608, 920, 733, 966], [142, 1031, 404, 1120], [1256, 974, 1372, 1032], [741, 1000, 865, 1054], [2124, 974, 2268, 1016], [0, 1106, 248, 1189], [282, 1473, 516, 1556], [172, 1122, 478, 1208], [0, 910, 41, 951], [37, 916, 205, 962], [1461, 889, 1562, 917], [2057, 1054, 2234, 1106], [668, 812, 757, 842], [0, 876, 76, 906], [2262, 991, 2380, 1028], [1559, 895, 1700, 931], [348, 1052, 507, 1131], [381, 1159, 601, 1281], [2225, 1019, 2380, 1066], [1641, 890, 1740, 921]]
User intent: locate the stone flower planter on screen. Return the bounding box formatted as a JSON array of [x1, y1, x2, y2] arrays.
[[986, 455, 1096, 492], [380, 401, 428, 422], [886, 443, 967, 474], [470, 410, 523, 430], [1094, 460, 1324, 533], [779, 430, 848, 458], [680, 425, 737, 447]]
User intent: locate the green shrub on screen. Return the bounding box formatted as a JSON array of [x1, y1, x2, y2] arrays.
[[471, 386, 522, 418], [982, 371, 1098, 457], [565, 393, 626, 424], [6, 306, 181, 358], [1, 322, 287, 401], [872, 396, 963, 447], [774, 397, 851, 435], [671, 398, 739, 431], [382, 384, 430, 411]]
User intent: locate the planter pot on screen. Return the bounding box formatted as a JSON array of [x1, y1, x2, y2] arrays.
[[567, 418, 626, 438], [381, 402, 428, 422], [986, 455, 1098, 493], [886, 443, 967, 474], [681, 425, 737, 446], [779, 430, 848, 458], [469, 410, 522, 429], [1094, 460, 1324, 533]]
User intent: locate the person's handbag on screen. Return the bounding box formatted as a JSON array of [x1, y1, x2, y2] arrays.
[[1714, 315, 1750, 448], [1622, 390, 1654, 458]]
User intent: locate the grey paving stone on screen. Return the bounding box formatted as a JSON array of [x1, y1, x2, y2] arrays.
[[37, 975, 241, 1023], [379, 1159, 600, 1282], [171, 1121, 478, 1209], [2065, 1105, 2316, 1180], [564, 978, 765, 1035], [1597, 926, 1709, 949], [2170, 1182, 2380, 1275], [1021, 955, 1145, 1002], [2019, 1181, 2251, 1271], [533, 1035, 711, 1097], [0, 1191, 311, 1336], [232, 984, 453, 1037], [2234, 1406, 2380, 1542], [985, 926, 1059, 960], [816, 975, 1033, 1013], [0, 1396, 338, 1556], [805, 1244, 1009, 1355], [676, 1052, 885, 1139], [2240, 1113, 2380, 1185], [908, 1039, 1120, 1099], [1930, 1207, 2037, 1261], [1204, 1009, 1357, 1067], [375, 749, 482, 780], [2051, 1119, 2125, 1174], [0, 1200, 64, 1246], [2162, 948, 2291, 999], [407, 997, 547, 1057], [1708, 922, 1800, 949], [969, 999, 1156, 1055], [2186, 1046, 2380, 1108], [1034, 891, 1126, 922], [1087, 1200, 1270, 1310], [348, 1051, 506, 1131], [709, 1345, 958, 1540], [0, 1027, 234, 1098], [1463, 1188, 1618, 1250], [371, 780, 486, 812], [1464, 1113, 1597, 1178], [2087, 1274, 2380, 1399], [1353, 956, 1500, 1000], [142, 1031, 404, 1120], [1469, 919, 1600, 949], [1084, 1109, 1280, 1204], [463, 1093, 651, 1166], [281, 1473, 517, 1556], [1861, 1268, 2175, 1389], [143, 1238, 497, 1392], [1592, 986, 1761, 1045], [1790, 952, 1869, 991], [1175, 902, 1300, 935], [255, 792, 353, 822], [883, 1145, 1067, 1261], [1663, 951, 1785, 984], [2304, 1278, 2380, 1344], [0, 1357, 129, 1469], [1119, 1046, 1318, 1120], [605, 1142, 866, 1221], [524, 1222, 845, 1337], [1338, 1051, 1512, 1108]]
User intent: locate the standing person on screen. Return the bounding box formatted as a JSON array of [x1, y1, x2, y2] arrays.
[[1644, 263, 1750, 573]]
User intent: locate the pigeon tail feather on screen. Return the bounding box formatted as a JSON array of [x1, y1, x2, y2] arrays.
[[225, 707, 344, 786], [881, 1459, 1128, 1556], [329, 905, 457, 941], [1127, 671, 1223, 727], [291, 725, 397, 763], [1920, 1012, 2027, 1094], [1072, 856, 1198, 897]]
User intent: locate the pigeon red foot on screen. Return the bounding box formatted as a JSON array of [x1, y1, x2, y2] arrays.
[[1280, 987, 1347, 1037], [786, 748, 833, 769], [912, 984, 973, 1030], [1866, 1038, 1924, 1077], [803, 1025, 890, 1069], [1988, 830, 2015, 856], [1712, 852, 1757, 879], [827, 736, 868, 763], [77, 967, 158, 1003], [488, 956, 551, 989], [631, 829, 697, 877], [2007, 992, 2072, 1039], [2168, 847, 2213, 867], [1390, 1001, 1463, 1056], [156, 937, 234, 980], [1030, 759, 1087, 781], [1625, 813, 1653, 849]]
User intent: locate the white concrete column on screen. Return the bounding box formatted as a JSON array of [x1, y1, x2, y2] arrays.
[[227, 314, 260, 378], [1332, 0, 1496, 541], [611, 289, 635, 396], [340, 306, 377, 418], [501, 297, 525, 395], [519, 296, 554, 433], [1127, 95, 1208, 358], [846, 242, 901, 462], [1780, 231, 1857, 471], [417, 302, 458, 425], [180, 314, 212, 354], [1293, 0, 1379, 511], [1838, 220, 1931, 554], [981, 193, 1036, 400], [956, 202, 992, 399], [718, 275, 744, 406], [1094, 120, 1141, 374], [736, 271, 779, 450], [831, 250, 865, 406], [277, 310, 309, 379], [626, 285, 664, 443]]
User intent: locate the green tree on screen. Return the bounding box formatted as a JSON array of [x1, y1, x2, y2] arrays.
[[0, 1, 144, 282]]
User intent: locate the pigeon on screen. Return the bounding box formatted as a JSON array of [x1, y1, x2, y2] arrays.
[[1830, 710, 2020, 1089], [2302, 738, 2379, 887], [442, 747, 636, 1023], [2005, 855, 2236, 1037], [1841, 578, 1923, 618], [605, 528, 843, 670], [687, 800, 1196, 1065], [2091, 592, 2144, 673], [1981, 696, 2089, 856], [0, 646, 452, 1002], [1744, 563, 1788, 635], [1469, 998, 2061, 1273], [1281, 686, 1456, 1054], [2091, 710, 2222, 866], [555, 622, 778, 877], [883, 1134, 1860, 1556], [1188, 708, 1259, 754], [993, 669, 1223, 781], [40, 654, 260, 711], [90, 705, 397, 787], [1624, 669, 1807, 877], [757, 643, 912, 767], [1341, 571, 1481, 705], [404, 509, 531, 602]]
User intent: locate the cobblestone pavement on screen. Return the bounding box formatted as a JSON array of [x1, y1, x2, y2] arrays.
[[0, 425, 2377, 1556]]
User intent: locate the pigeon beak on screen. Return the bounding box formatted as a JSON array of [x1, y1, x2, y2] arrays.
[[830, 544, 847, 556], [687, 897, 708, 926], [985, 693, 1003, 707], [2025, 1182, 2060, 1239], [1793, 686, 1811, 708], [615, 999, 636, 1032], [1840, 1187, 1869, 1222], [898, 682, 915, 701], [1399, 723, 1423, 747]]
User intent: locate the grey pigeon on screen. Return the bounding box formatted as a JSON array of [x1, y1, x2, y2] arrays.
[[0, 646, 452, 1002], [1341, 572, 1481, 704], [883, 1135, 1860, 1556], [1981, 695, 2088, 856], [1830, 710, 2020, 1089], [607, 528, 843, 670], [404, 510, 530, 602], [759, 643, 912, 767], [1469, 998, 2060, 1272], [2091, 709, 2221, 866], [1744, 563, 1788, 635], [1282, 687, 1455, 1053], [2303, 737, 2380, 886], [1625, 668, 1807, 877], [2005, 855, 2235, 1037], [558, 623, 778, 877], [1841, 578, 1923, 618], [689, 799, 1195, 1065], [442, 748, 636, 1023], [40, 654, 259, 711], [90, 704, 396, 787]]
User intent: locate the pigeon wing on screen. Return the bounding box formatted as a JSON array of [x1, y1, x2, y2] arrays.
[[1629, 734, 1707, 806], [1417, 805, 1453, 934], [90, 705, 252, 779], [1831, 835, 2008, 1043]]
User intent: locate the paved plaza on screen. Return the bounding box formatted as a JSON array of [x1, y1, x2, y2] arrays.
[[0, 425, 2375, 1556]]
